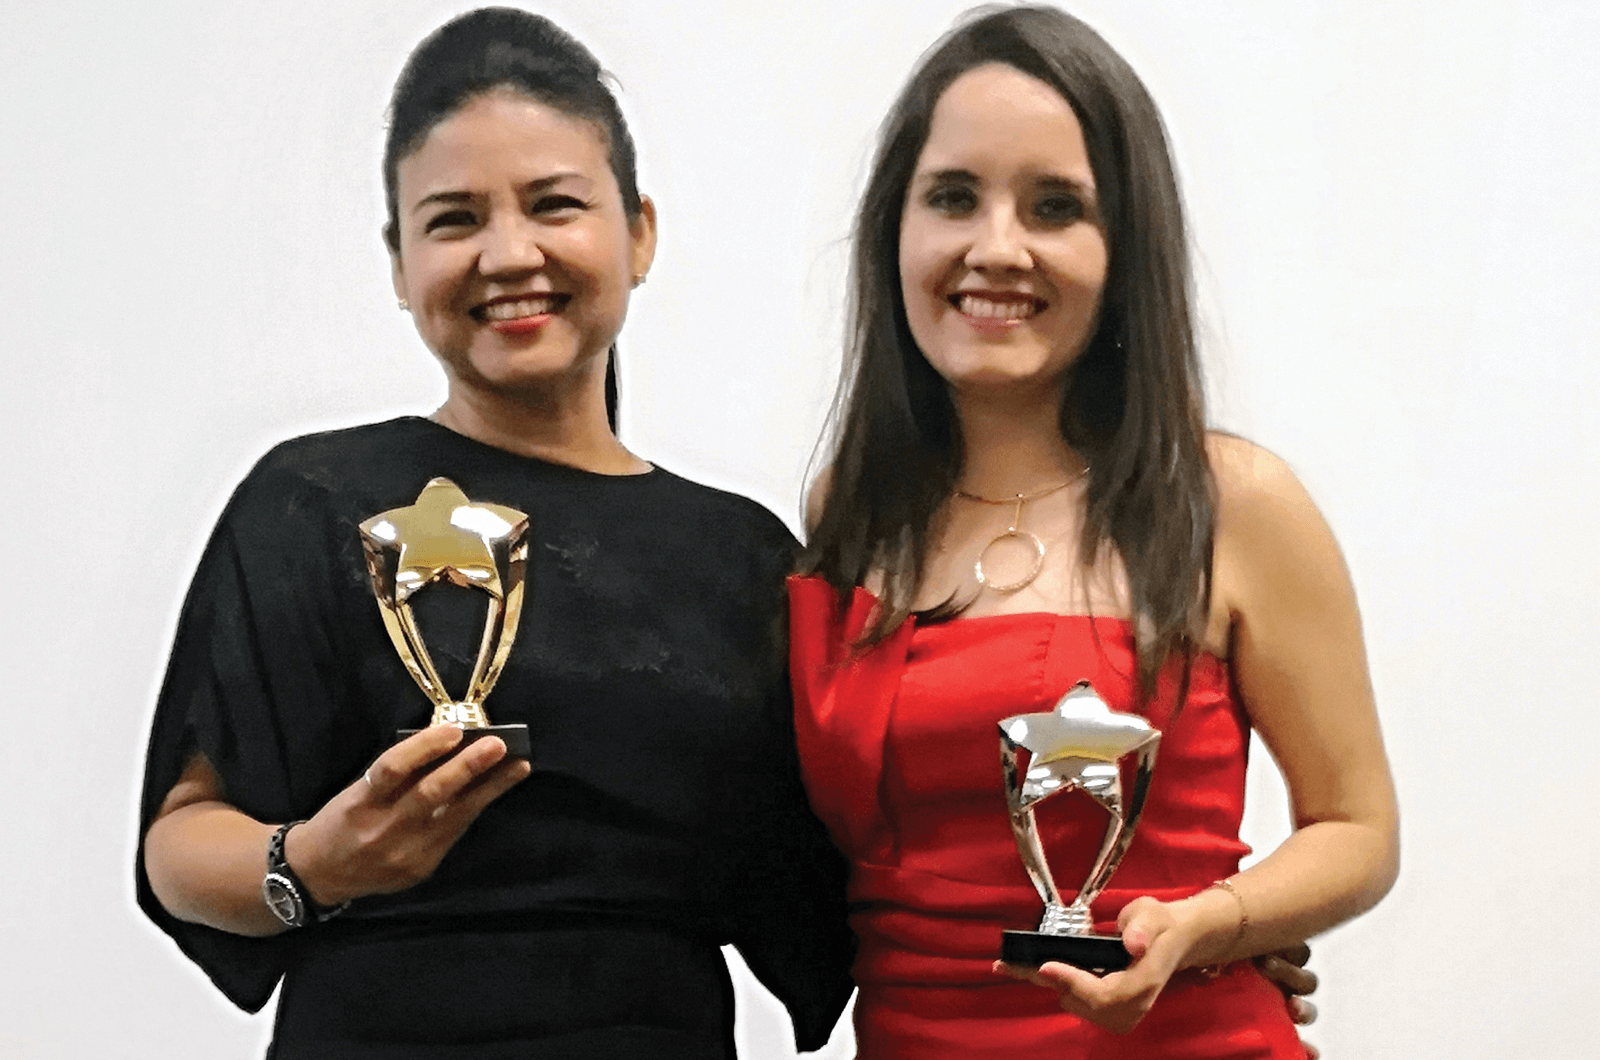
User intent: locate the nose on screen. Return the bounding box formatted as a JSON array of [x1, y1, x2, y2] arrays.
[[478, 215, 545, 277], [964, 203, 1031, 273]]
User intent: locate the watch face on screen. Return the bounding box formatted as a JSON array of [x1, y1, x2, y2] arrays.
[[263, 873, 304, 926]]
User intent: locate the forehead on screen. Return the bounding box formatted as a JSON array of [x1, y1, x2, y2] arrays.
[[918, 63, 1094, 183], [396, 89, 614, 197]]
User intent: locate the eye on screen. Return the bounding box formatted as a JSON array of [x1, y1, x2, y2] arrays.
[[1032, 192, 1085, 226], [423, 209, 477, 234], [924, 183, 978, 216], [529, 194, 588, 217]]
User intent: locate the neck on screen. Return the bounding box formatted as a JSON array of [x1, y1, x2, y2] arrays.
[[433, 370, 647, 475], [951, 386, 1085, 497]]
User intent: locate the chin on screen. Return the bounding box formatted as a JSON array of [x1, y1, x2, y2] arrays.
[[934, 354, 1058, 388], [467, 351, 605, 397]]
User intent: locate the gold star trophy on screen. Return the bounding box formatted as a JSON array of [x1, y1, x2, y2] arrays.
[[998, 681, 1160, 972], [359, 478, 531, 757]]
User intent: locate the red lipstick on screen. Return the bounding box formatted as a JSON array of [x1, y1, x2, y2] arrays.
[[489, 315, 551, 336]]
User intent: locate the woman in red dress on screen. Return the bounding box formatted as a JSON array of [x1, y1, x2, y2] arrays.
[[792, 7, 1398, 1057]]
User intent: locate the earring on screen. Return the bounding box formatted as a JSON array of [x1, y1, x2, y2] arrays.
[[398, 298, 410, 311]]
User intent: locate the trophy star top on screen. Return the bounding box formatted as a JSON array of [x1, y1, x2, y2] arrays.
[[999, 682, 1158, 767], [359, 478, 528, 603]]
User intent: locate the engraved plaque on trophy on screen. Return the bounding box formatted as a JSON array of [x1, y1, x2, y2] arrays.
[[998, 680, 1160, 973], [359, 477, 531, 757]]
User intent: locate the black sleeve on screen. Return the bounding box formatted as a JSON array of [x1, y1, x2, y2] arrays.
[[724, 526, 856, 1052], [135, 462, 365, 1011], [727, 713, 857, 1051]]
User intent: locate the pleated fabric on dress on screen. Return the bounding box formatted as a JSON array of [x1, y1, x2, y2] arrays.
[[789, 575, 1306, 1059]]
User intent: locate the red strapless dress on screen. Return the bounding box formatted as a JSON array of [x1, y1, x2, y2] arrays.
[[788, 576, 1306, 1059]]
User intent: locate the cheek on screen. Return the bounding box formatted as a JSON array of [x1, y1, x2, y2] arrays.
[[897, 220, 939, 294], [1071, 231, 1110, 296], [1045, 241, 1109, 357], [559, 228, 634, 349], [898, 227, 945, 330], [406, 247, 469, 306], [567, 227, 635, 303]]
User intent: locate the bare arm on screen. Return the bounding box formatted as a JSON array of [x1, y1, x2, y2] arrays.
[[144, 753, 287, 936], [1173, 440, 1399, 964], [143, 725, 530, 937], [1003, 439, 1398, 1031]]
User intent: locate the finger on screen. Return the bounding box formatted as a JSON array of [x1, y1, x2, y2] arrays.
[[1280, 941, 1313, 968], [1120, 919, 1157, 960], [1038, 961, 1119, 1004], [435, 757, 533, 831], [367, 726, 466, 799], [993, 961, 1056, 988], [1257, 954, 1319, 997], [1116, 895, 1159, 933], [993, 960, 1101, 1001], [995, 963, 1097, 1020], [1120, 896, 1179, 960], [1304, 1042, 1320, 1060], [1290, 997, 1318, 1025], [407, 734, 510, 811]]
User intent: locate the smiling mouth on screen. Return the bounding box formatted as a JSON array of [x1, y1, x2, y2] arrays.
[[473, 294, 570, 322], [951, 293, 1047, 321]]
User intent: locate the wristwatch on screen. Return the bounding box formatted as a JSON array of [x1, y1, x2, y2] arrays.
[[262, 821, 347, 928]]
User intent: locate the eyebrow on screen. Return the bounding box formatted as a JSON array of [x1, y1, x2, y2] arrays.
[[920, 168, 980, 186], [1034, 174, 1096, 198], [411, 191, 475, 214], [916, 167, 1096, 198], [410, 173, 592, 214]]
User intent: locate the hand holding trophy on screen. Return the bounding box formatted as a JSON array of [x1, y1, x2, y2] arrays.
[[999, 681, 1160, 974], [360, 477, 532, 757], [257, 476, 536, 917]]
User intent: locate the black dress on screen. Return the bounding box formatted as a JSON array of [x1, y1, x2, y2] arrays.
[[136, 418, 854, 1059]]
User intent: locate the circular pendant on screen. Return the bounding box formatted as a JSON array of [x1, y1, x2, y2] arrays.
[[973, 529, 1046, 593]]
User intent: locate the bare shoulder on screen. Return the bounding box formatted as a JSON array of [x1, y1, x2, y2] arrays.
[[804, 464, 835, 537], [1208, 432, 1305, 506], [1208, 432, 1325, 542], [1206, 432, 1350, 618]]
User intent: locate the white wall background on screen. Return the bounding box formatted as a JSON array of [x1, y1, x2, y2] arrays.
[[2, 1, 1595, 1056]]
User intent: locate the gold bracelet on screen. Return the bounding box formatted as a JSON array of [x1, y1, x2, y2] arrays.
[[1209, 877, 1249, 948], [1198, 878, 1250, 978]]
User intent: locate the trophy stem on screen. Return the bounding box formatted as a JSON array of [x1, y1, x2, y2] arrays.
[[431, 702, 489, 728], [1006, 893, 1127, 973], [395, 602, 454, 707], [1038, 901, 1092, 937]]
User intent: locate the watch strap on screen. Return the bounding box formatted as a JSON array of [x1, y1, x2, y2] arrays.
[[263, 820, 348, 927]]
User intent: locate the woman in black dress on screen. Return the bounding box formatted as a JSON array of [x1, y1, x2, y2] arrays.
[[137, 9, 852, 1058]]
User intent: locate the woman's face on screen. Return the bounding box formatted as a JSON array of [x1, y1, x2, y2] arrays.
[[898, 63, 1108, 400], [391, 89, 655, 410]]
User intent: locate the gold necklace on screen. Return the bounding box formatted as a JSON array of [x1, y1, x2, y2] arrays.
[[953, 469, 1089, 593]]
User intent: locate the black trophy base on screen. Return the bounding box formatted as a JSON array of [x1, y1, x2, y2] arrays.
[[397, 723, 531, 759], [1001, 929, 1131, 975]]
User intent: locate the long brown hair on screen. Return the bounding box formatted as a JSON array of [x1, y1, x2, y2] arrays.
[[802, 5, 1213, 697]]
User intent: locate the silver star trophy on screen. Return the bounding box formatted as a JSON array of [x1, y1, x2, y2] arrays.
[[359, 477, 532, 757], [999, 680, 1160, 973]]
